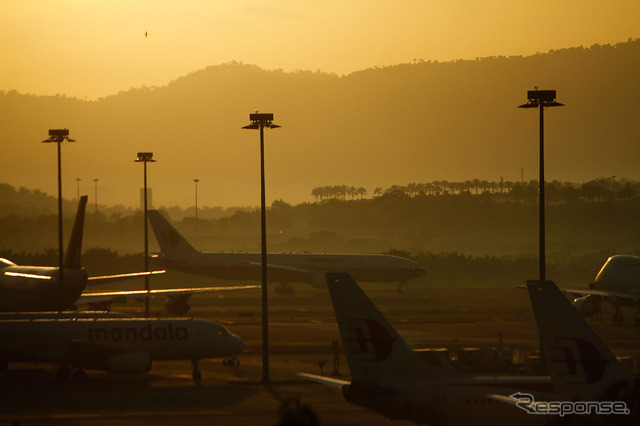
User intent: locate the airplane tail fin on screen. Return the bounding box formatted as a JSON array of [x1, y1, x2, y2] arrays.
[[147, 210, 199, 258], [326, 273, 461, 384], [526, 280, 635, 401], [64, 195, 88, 269]]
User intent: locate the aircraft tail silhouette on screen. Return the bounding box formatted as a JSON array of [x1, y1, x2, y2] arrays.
[[147, 210, 199, 258], [63, 195, 87, 270], [526, 280, 635, 402], [326, 273, 462, 384]]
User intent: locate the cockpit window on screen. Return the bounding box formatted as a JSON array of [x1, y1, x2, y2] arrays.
[[217, 329, 229, 336]]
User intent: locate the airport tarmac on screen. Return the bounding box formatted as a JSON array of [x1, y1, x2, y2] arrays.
[[1, 284, 639, 425]]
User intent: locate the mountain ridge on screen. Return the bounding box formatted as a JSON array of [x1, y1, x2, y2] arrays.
[[2, 40, 639, 208]]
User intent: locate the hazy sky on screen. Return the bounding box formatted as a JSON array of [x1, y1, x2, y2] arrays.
[[2, 1, 639, 100]]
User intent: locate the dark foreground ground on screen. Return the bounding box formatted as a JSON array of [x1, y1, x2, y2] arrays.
[[1, 284, 639, 425]]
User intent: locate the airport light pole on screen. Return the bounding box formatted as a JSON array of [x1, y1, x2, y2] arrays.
[[193, 178, 199, 238], [135, 151, 155, 317], [242, 112, 281, 385], [93, 178, 99, 214], [42, 129, 75, 286], [193, 178, 199, 219], [75, 178, 81, 201], [518, 89, 564, 281]]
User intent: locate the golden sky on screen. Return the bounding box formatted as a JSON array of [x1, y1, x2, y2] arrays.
[[2, 1, 639, 100]]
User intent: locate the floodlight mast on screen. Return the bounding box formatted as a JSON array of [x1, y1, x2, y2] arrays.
[[242, 112, 280, 385], [135, 151, 156, 317], [518, 90, 564, 281], [42, 129, 75, 286]]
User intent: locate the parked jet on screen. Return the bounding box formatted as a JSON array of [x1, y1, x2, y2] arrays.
[[0, 196, 257, 314], [565, 255, 640, 324], [525, 280, 636, 415], [299, 274, 636, 424], [298, 273, 552, 425], [0, 316, 245, 381], [147, 210, 425, 294]]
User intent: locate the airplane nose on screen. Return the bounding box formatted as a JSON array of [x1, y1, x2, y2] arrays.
[[234, 335, 246, 353]]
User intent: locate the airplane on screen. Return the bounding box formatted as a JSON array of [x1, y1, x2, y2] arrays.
[[299, 274, 636, 424], [524, 280, 636, 414], [147, 210, 425, 294], [565, 255, 640, 325], [0, 316, 245, 381], [0, 196, 257, 314]]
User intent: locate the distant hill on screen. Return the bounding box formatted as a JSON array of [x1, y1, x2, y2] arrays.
[[2, 40, 639, 208]]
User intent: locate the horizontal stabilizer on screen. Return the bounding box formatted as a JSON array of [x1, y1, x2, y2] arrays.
[[297, 372, 350, 389]]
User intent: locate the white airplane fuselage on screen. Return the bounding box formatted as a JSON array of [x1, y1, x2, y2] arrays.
[[0, 318, 244, 373], [153, 252, 425, 286]]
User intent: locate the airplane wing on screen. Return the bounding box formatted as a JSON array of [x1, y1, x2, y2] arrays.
[[246, 262, 324, 287], [562, 288, 640, 305], [296, 372, 350, 389], [87, 270, 166, 285], [76, 285, 259, 307]]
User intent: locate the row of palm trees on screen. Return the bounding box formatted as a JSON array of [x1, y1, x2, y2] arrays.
[[311, 178, 640, 203], [311, 185, 368, 202]]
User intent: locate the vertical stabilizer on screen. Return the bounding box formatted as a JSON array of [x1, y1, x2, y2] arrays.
[[527, 280, 634, 401], [326, 273, 461, 383], [147, 210, 199, 258], [63, 195, 87, 269]]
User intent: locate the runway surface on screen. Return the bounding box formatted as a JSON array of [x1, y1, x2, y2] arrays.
[[1, 285, 638, 425]]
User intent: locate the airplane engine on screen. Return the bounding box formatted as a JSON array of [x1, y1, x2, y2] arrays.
[[573, 295, 600, 318], [165, 295, 191, 315], [105, 352, 151, 373]]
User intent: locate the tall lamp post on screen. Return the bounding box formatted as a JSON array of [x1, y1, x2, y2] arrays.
[[518, 89, 564, 281], [93, 178, 99, 214], [242, 112, 280, 384], [75, 178, 82, 201], [193, 178, 200, 221], [42, 129, 75, 284], [135, 151, 155, 317]]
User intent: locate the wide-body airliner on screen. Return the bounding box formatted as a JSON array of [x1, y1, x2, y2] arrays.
[[565, 255, 640, 324], [147, 210, 425, 293]]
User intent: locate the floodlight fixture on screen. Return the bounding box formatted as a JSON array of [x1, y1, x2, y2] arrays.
[[518, 90, 564, 108], [135, 151, 155, 163], [42, 128, 75, 143], [242, 113, 281, 130]]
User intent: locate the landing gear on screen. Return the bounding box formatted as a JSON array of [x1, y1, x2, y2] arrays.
[[397, 281, 407, 294], [191, 359, 202, 381], [223, 356, 240, 367]]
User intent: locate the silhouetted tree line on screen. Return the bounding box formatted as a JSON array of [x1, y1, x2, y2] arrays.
[[3, 180, 640, 289], [312, 177, 638, 204]]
